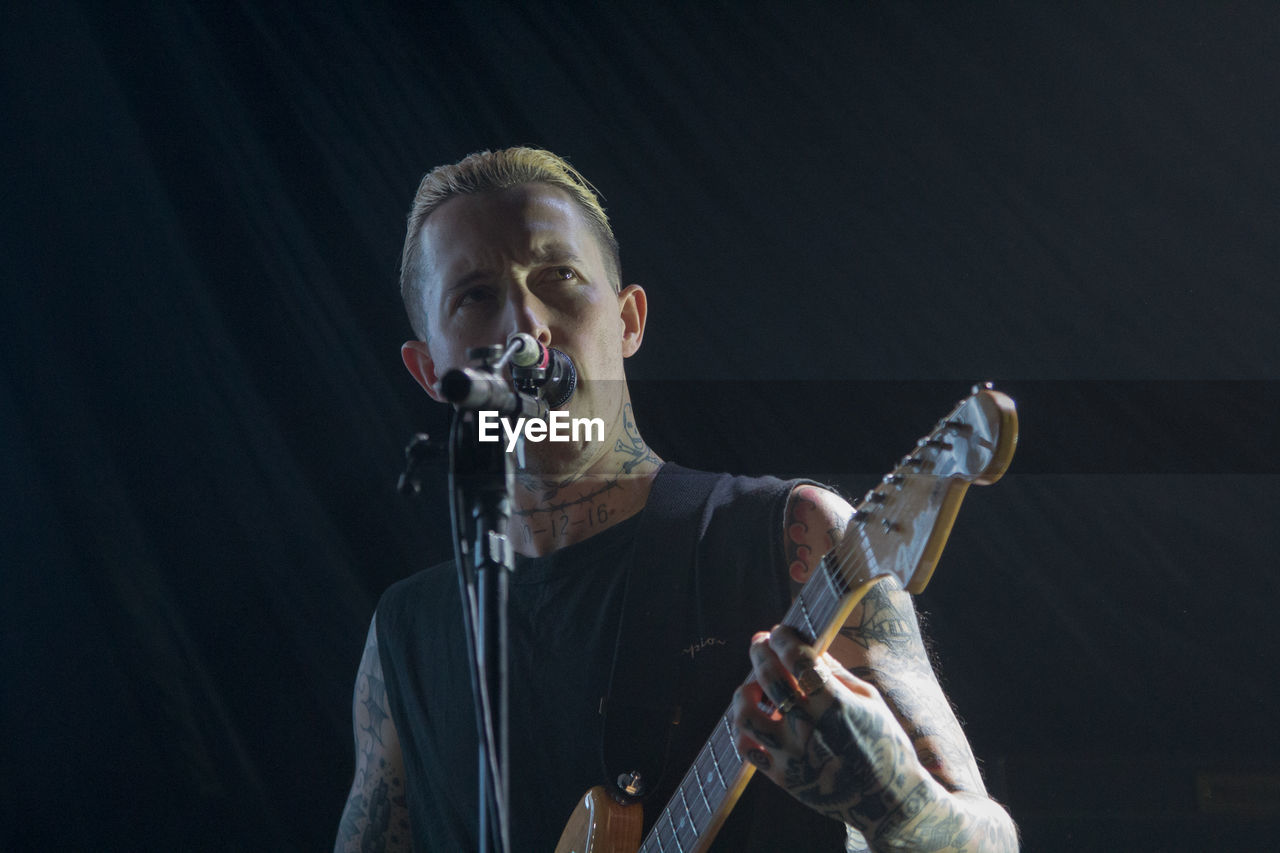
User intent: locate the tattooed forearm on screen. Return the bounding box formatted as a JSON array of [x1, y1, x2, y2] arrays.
[[873, 790, 1019, 852], [834, 580, 989, 797], [838, 581, 922, 661]]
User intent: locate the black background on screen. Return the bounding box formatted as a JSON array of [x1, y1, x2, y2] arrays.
[[3, 2, 1278, 850]]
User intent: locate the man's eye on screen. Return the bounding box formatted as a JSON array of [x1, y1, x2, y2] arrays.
[[552, 267, 577, 281], [457, 288, 493, 307]]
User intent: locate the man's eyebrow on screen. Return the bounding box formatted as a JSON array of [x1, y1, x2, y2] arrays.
[[444, 268, 495, 294], [530, 243, 583, 265]]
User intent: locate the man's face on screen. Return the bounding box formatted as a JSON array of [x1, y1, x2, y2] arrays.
[[402, 183, 645, 470]]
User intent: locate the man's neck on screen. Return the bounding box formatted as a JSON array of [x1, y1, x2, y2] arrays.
[[507, 401, 662, 556]]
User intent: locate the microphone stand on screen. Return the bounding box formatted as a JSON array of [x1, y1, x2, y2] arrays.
[[437, 343, 548, 853], [449, 405, 511, 853], [399, 426, 508, 851]]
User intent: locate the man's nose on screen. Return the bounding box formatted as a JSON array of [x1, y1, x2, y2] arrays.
[[506, 291, 552, 348]]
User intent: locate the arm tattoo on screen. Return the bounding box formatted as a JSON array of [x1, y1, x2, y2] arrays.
[[840, 582, 986, 795], [785, 485, 851, 591], [838, 583, 919, 659], [876, 790, 1019, 851], [335, 618, 410, 852], [905, 793, 1019, 851], [360, 670, 390, 748]]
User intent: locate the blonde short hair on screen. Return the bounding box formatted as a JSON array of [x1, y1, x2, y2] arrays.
[[399, 147, 621, 338]]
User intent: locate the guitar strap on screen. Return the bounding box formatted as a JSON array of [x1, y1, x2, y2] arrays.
[[598, 462, 720, 803]]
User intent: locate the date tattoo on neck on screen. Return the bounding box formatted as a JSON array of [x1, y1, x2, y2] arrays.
[[511, 402, 659, 548]]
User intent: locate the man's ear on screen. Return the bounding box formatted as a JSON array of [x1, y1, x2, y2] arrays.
[[618, 284, 647, 358], [401, 341, 446, 402]]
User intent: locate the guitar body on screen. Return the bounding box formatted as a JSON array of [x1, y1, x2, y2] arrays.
[[554, 786, 642, 853]]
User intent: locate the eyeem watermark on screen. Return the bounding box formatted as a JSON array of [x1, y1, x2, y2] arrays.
[[477, 410, 605, 452]]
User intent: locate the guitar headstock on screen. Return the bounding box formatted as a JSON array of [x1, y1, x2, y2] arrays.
[[832, 384, 1018, 594], [899, 384, 1018, 485]]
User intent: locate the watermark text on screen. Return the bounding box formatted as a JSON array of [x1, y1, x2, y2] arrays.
[[477, 410, 605, 452]]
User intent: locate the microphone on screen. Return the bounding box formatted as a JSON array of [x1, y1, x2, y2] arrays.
[[439, 367, 545, 419], [508, 334, 578, 409]]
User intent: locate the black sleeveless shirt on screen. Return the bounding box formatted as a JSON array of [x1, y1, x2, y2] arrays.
[[376, 465, 847, 851]]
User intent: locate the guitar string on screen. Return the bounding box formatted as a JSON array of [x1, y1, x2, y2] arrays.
[[802, 436, 957, 638], [815, 415, 954, 624], [643, 715, 736, 851], [651, 705, 755, 850]]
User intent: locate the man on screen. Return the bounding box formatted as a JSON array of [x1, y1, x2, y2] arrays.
[[336, 148, 1017, 851]]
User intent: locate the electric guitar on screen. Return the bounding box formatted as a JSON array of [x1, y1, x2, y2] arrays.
[[554, 384, 1018, 853]]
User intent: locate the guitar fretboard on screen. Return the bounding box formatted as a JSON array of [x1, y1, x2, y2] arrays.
[[637, 549, 866, 853], [638, 712, 743, 853]]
